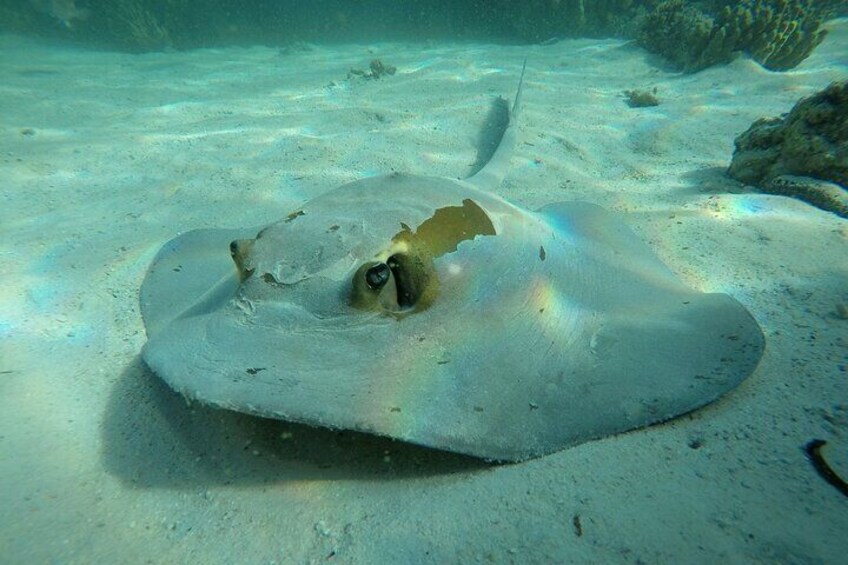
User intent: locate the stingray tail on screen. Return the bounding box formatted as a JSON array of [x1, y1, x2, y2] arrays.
[[465, 59, 526, 190]]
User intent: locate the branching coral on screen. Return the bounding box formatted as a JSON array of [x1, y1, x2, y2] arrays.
[[729, 0, 828, 71], [639, 0, 832, 72]]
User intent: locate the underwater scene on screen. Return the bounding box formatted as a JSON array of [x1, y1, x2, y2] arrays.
[[1, 0, 847, 562]]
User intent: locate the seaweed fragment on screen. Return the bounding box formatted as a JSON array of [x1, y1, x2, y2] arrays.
[[805, 439, 848, 498]]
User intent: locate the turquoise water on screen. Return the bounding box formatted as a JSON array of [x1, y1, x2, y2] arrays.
[[1, 2, 847, 563]]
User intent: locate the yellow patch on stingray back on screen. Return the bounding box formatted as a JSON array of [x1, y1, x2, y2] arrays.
[[351, 198, 496, 316]]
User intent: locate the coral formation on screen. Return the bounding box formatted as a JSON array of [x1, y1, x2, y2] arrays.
[[348, 59, 397, 80], [624, 88, 660, 107], [638, 1, 733, 72], [0, 0, 842, 54], [368, 59, 396, 79], [639, 0, 833, 73], [729, 0, 830, 71], [728, 81, 848, 217]]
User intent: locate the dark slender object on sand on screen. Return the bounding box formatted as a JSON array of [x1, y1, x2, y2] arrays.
[[805, 439, 848, 497]]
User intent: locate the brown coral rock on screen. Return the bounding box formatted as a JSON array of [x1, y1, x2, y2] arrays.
[[728, 81, 848, 217]]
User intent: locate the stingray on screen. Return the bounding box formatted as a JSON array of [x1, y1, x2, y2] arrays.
[[140, 64, 764, 461]]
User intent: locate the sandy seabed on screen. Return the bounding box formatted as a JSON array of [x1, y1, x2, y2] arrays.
[[2, 19, 847, 564]]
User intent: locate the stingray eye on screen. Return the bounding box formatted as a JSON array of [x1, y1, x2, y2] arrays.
[[365, 263, 390, 290], [350, 261, 396, 311], [350, 250, 438, 316]]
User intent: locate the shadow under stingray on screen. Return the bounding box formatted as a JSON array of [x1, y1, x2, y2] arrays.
[[101, 357, 490, 489]]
